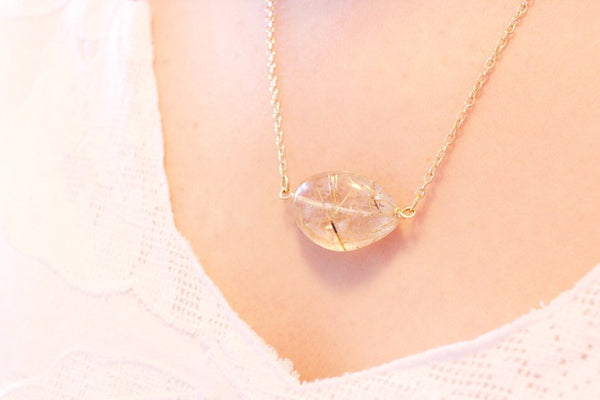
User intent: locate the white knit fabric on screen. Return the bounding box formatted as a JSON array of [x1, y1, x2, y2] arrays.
[[1, 1, 599, 398]]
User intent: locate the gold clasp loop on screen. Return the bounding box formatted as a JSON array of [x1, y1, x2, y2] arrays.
[[279, 187, 293, 200], [395, 207, 416, 219]]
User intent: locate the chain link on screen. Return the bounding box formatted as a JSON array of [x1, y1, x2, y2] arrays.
[[266, 0, 530, 211]]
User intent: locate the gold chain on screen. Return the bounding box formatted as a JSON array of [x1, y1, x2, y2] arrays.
[[265, 2, 291, 199], [266, 0, 530, 216]]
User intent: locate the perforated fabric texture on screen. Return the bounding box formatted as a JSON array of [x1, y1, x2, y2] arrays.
[[1, 1, 599, 399]]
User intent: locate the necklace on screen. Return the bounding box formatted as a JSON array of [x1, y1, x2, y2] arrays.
[[266, 1, 530, 252]]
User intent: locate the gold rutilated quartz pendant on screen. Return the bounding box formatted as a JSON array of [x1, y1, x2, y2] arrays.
[[292, 171, 400, 251]]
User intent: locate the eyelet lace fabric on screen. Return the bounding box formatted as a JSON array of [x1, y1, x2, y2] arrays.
[[1, 1, 599, 399]]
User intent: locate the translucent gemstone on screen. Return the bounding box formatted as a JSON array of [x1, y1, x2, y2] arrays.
[[292, 171, 399, 251]]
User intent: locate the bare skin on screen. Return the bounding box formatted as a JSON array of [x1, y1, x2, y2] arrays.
[[147, 0, 600, 382]]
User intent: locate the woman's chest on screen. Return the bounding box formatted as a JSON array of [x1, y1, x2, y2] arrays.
[[149, 0, 600, 382]]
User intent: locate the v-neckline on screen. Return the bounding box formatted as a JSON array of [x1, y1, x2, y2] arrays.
[[141, 0, 600, 389]]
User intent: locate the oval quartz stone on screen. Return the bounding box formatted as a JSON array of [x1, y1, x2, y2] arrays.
[[292, 171, 399, 251]]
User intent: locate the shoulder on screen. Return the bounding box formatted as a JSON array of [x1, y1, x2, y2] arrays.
[[0, 0, 149, 78]]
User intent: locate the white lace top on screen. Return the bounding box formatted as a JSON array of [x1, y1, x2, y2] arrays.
[[1, 1, 599, 399]]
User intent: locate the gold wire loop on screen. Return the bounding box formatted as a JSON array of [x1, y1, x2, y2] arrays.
[[279, 187, 293, 200], [395, 207, 416, 219]]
